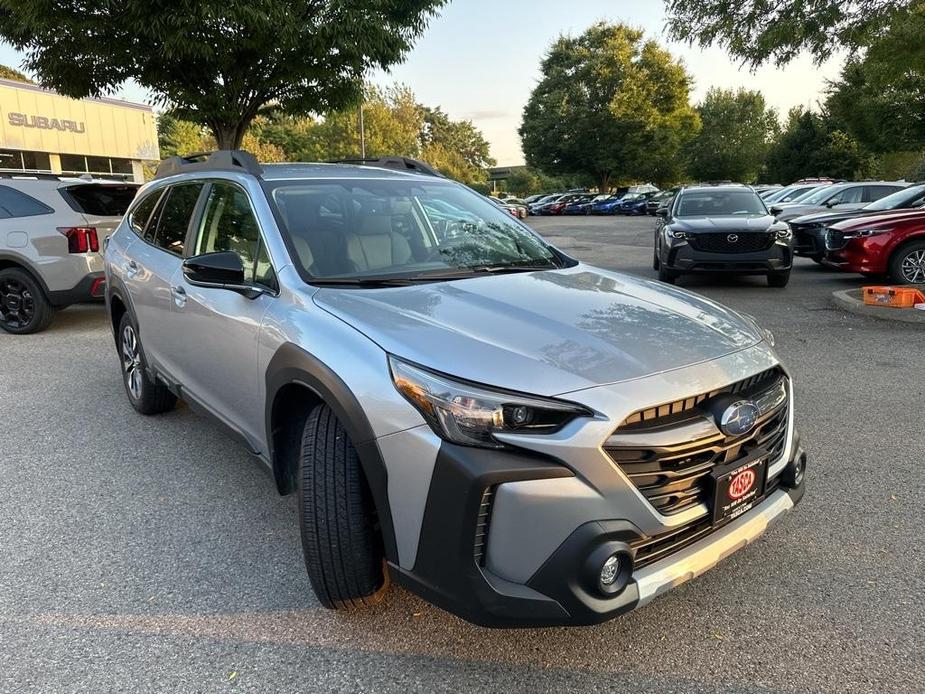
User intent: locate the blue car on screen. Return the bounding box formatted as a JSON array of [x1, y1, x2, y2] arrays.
[[589, 195, 625, 215], [615, 194, 653, 215]]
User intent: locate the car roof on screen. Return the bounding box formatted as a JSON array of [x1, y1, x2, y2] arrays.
[[258, 162, 447, 182], [680, 184, 753, 194]]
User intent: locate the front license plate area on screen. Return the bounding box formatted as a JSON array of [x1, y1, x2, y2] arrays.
[[711, 451, 767, 525]]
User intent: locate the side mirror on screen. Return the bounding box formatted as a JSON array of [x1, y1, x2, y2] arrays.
[[182, 251, 265, 299], [824, 199, 839, 208], [656, 206, 669, 218]]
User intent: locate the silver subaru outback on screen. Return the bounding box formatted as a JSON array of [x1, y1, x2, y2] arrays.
[[105, 151, 806, 627]]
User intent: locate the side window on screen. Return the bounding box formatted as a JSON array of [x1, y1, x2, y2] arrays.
[[194, 182, 273, 286], [152, 183, 204, 256], [865, 185, 899, 202], [128, 189, 164, 236], [0, 185, 54, 219], [829, 187, 863, 205]]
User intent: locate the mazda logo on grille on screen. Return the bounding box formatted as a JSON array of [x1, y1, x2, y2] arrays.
[[720, 400, 759, 437], [727, 234, 739, 243]]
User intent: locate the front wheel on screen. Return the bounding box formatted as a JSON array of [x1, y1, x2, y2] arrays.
[[658, 265, 677, 284], [0, 267, 55, 334], [888, 241, 925, 285], [118, 313, 176, 415], [767, 271, 791, 288], [299, 404, 386, 609]]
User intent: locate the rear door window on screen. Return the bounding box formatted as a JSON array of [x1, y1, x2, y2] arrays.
[[151, 183, 205, 257], [128, 189, 164, 236], [0, 185, 54, 219], [864, 185, 901, 202], [61, 184, 139, 216]]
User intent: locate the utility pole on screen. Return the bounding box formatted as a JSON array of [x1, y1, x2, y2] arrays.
[[359, 102, 366, 159]]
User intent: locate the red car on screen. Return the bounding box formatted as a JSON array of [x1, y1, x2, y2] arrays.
[[825, 209, 925, 284]]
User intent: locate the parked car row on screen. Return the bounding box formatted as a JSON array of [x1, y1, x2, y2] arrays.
[[650, 178, 925, 287], [520, 186, 663, 217]]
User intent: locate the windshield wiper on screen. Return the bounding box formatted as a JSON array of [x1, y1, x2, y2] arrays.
[[309, 276, 421, 287]]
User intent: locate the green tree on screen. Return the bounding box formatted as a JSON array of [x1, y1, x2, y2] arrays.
[[665, 0, 915, 68], [0, 63, 32, 83], [519, 23, 700, 191], [824, 7, 925, 153], [764, 109, 873, 182], [686, 88, 779, 182], [419, 107, 495, 186], [0, 1, 446, 149]]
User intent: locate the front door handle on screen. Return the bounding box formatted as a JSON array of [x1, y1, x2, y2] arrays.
[[126, 260, 139, 278], [171, 285, 187, 308]]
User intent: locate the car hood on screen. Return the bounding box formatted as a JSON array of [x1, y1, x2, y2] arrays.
[[831, 209, 925, 230], [313, 265, 763, 396], [670, 215, 775, 232], [789, 209, 877, 226], [774, 204, 825, 219]]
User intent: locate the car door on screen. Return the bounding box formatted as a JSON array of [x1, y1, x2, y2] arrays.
[[124, 182, 205, 376], [168, 180, 278, 450]]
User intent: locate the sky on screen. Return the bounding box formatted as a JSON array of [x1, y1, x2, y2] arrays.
[[0, 0, 844, 166]]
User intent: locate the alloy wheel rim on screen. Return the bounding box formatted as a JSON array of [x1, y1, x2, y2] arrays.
[[0, 277, 35, 329], [121, 324, 143, 400], [900, 250, 925, 284]]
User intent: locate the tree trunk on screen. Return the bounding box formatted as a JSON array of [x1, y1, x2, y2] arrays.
[[210, 120, 251, 150], [600, 173, 612, 194]]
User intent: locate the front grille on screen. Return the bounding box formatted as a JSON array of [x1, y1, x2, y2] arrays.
[[791, 223, 824, 254], [606, 368, 789, 517], [631, 474, 782, 569], [473, 486, 495, 565], [826, 228, 849, 251], [688, 232, 774, 254]]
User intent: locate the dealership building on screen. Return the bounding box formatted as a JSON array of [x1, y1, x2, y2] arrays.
[[0, 78, 158, 182]]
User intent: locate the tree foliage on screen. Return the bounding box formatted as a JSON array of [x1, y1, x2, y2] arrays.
[[763, 109, 873, 182], [665, 0, 915, 67], [519, 22, 700, 190], [162, 84, 495, 187], [0, 63, 32, 83], [0, 0, 446, 148], [686, 88, 779, 182]]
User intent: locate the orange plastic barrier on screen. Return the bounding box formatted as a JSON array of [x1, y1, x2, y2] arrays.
[[862, 286, 925, 308]]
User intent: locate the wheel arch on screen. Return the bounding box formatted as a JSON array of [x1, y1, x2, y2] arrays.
[[0, 252, 51, 298], [265, 342, 399, 563]]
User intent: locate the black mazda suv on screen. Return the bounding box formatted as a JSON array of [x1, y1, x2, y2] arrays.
[[654, 185, 793, 287]]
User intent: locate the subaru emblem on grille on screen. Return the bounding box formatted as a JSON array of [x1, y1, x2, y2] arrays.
[[719, 400, 759, 436], [727, 234, 739, 243]]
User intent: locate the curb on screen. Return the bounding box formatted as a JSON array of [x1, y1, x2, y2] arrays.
[[831, 289, 925, 325]]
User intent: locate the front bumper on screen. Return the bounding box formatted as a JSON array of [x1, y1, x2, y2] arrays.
[[391, 434, 805, 628], [665, 239, 792, 274], [791, 225, 826, 258]]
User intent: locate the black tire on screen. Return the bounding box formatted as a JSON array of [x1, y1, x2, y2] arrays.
[[652, 245, 660, 271], [658, 265, 677, 284], [767, 271, 791, 288], [299, 404, 386, 610], [0, 267, 55, 334], [117, 312, 176, 415], [888, 240, 925, 285], [810, 255, 824, 264]]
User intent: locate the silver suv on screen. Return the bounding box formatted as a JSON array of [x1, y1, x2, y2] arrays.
[[0, 174, 138, 333], [105, 151, 806, 627]]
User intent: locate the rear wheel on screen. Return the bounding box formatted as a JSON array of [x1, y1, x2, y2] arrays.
[[767, 271, 791, 288], [299, 404, 386, 609], [888, 241, 925, 285], [0, 268, 54, 334], [118, 313, 176, 415]]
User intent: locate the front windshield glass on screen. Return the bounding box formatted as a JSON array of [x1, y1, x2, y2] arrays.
[[675, 190, 767, 217], [865, 184, 925, 211], [797, 185, 841, 205], [270, 179, 564, 282]]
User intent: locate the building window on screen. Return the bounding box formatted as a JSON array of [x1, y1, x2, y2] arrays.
[[60, 153, 87, 173], [110, 158, 134, 175], [0, 149, 52, 172]]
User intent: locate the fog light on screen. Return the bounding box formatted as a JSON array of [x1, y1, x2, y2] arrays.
[[600, 554, 621, 586], [782, 450, 806, 488]]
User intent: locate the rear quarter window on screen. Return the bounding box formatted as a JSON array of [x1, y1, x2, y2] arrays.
[[60, 184, 139, 216], [0, 185, 54, 219]]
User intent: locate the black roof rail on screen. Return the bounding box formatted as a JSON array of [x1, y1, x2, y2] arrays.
[[332, 157, 446, 178], [154, 150, 263, 179], [0, 171, 63, 180]]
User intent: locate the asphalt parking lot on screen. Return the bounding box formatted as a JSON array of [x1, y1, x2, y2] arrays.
[[1, 215, 923, 693]]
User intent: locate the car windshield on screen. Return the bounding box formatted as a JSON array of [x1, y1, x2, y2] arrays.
[[269, 179, 565, 284], [865, 184, 925, 211], [675, 190, 767, 217], [798, 185, 843, 205]]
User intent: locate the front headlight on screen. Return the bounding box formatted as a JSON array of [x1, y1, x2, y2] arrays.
[[776, 226, 792, 240], [389, 356, 591, 448], [842, 228, 890, 239], [667, 227, 689, 239]]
